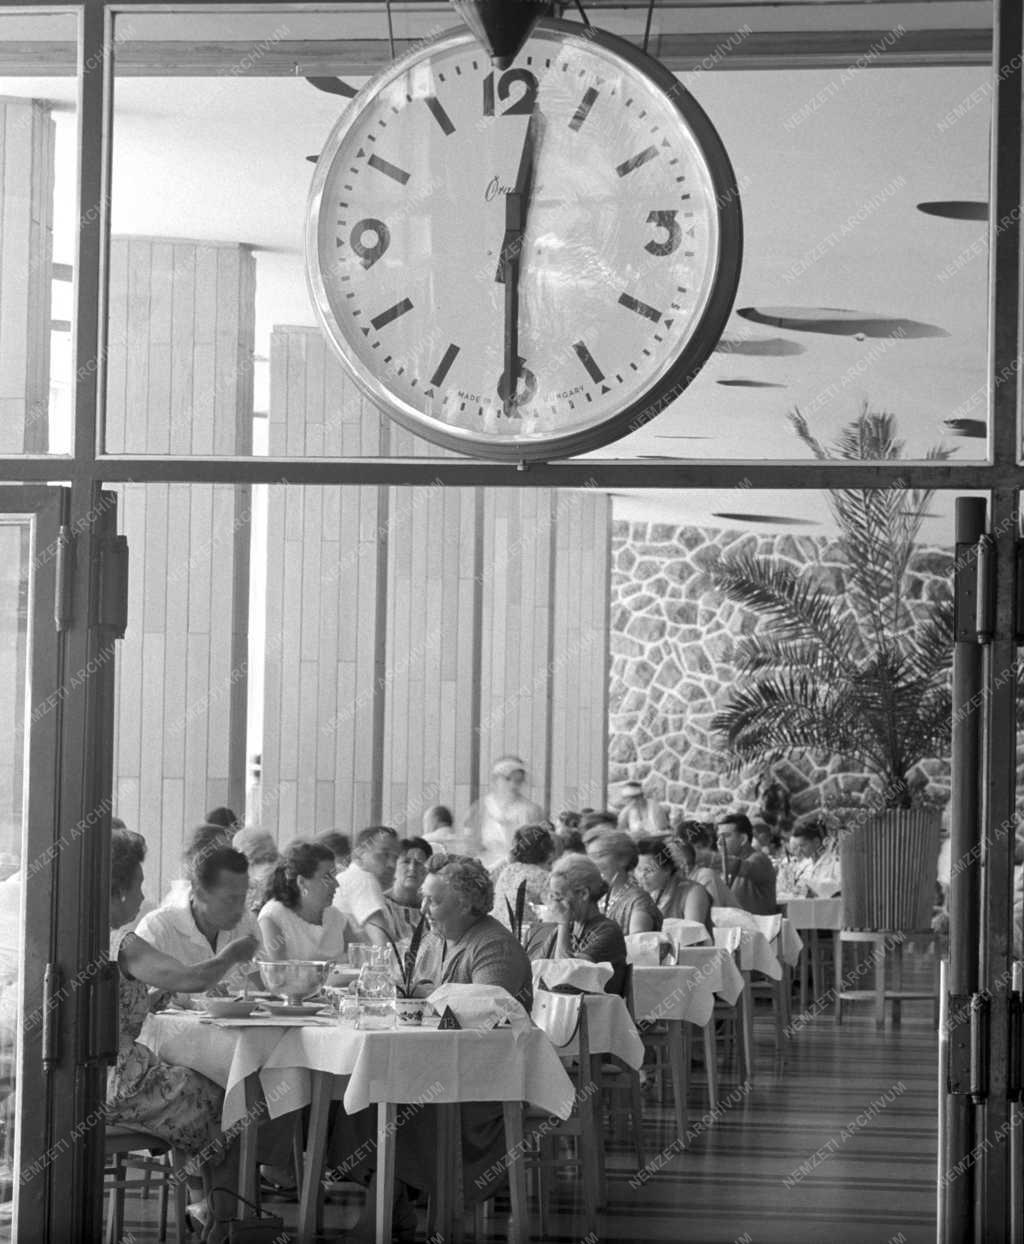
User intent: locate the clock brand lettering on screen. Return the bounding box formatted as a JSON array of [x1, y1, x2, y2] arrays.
[[485, 176, 515, 202]]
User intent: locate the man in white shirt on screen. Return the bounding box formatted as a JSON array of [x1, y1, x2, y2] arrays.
[[783, 824, 841, 899], [333, 825, 400, 947], [616, 781, 669, 837], [135, 843, 257, 998]]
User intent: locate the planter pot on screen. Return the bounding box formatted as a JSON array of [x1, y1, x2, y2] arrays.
[[395, 997, 426, 1027], [839, 808, 940, 931]]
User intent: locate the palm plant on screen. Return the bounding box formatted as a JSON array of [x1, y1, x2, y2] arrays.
[[709, 405, 955, 809]]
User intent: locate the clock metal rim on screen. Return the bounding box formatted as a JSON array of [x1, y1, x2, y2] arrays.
[[305, 17, 744, 463]]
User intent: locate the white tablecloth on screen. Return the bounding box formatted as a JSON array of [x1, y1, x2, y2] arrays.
[[783, 897, 843, 930], [140, 1012, 575, 1130], [630, 965, 716, 1028], [669, 947, 745, 1007], [661, 918, 712, 948], [530, 992, 644, 1068]]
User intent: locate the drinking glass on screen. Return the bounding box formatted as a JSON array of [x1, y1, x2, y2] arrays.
[[355, 959, 396, 1029]]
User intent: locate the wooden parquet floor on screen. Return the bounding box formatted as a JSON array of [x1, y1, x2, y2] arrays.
[[109, 998, 938, 1244]]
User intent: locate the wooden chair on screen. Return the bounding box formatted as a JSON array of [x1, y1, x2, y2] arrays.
[[103, 1126, 190, 1244], [523, 990, 600, 1241], [595, 970, 646, 1177], [834, 930, 941, 1029]]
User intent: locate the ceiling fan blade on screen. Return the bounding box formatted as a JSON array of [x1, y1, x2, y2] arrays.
[[712, 511, 819, 526], [917, 200, 988, 221], [738, 306, 949, 339], [944, 418, 986, 438], [306, 76, 358, 99], [715, 336, 805, 357], [716, 379, 787, 388]]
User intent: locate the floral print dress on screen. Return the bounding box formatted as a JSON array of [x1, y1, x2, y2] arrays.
[[106, 927, 223, 1155]]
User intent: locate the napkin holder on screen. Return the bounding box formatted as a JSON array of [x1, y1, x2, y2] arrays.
[[624, 932, 673, 966]]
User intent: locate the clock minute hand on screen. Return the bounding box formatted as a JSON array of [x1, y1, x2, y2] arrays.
[[498, 111, 543, 418]]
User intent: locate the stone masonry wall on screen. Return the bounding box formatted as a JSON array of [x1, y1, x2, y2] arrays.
[[609, 520, 955, 824]]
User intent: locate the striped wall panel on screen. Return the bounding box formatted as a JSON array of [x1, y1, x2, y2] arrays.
[[260, 327, 386, 841], [108, 239, 254, 900]]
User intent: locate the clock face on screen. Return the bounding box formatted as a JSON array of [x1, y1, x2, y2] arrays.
[[306, 18, 742, 461]]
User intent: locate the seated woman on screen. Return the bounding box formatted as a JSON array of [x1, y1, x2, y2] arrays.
[[585, 830, 663, 935], [635, 836, 712, 929], [108, 828, 258, 1242], [335, 856, 532, 1236], [491, 823, 556, 928], [415, 855, 533, 1006], [257, 838, 349, 963], [383, 836, 432, 940], [527, 854, 628, 996]]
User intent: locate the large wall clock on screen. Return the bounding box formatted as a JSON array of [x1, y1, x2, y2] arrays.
[[306, 17, 743, 462]]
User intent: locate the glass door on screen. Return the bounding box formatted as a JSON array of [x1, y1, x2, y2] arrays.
[[0, 485, 109, 1242]]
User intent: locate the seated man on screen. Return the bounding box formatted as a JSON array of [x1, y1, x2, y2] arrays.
[[136, 840, 293, 1195], [135, 843, 256, 1001], [785, 824, 841, 898], [332, 825, 400, 948], [716, 813, 777, 915]]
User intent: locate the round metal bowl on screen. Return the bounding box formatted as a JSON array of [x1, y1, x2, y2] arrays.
[[257, 959, 333, 1004]]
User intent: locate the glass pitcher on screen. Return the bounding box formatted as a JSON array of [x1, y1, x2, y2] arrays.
[[355, 945, 397, 1029]]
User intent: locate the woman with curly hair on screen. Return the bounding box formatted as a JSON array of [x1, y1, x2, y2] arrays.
[[416, 854, 533, 1006], [257, 838, 349, 962], [336, 855, 533, 1237]]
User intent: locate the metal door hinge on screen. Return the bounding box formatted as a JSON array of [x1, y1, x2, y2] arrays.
[[947, 991, 990, 1100], [54, 526, 73, 632], [955, 534, 995, 643], [42, 963, 62, 1071], [92, 535, 129, 638]]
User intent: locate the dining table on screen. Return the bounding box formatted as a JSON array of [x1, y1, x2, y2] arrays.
[[711, 920, 803, 1079], [629, 962, 720, 1127], [782, 897, 843, 1010], [140, 1008, 576, 1243]]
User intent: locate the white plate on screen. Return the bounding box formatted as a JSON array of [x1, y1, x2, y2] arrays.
[[260, 1001, 330, 1017]]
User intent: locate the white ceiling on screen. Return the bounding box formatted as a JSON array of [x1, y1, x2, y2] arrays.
[[4, 32, 991, 540]]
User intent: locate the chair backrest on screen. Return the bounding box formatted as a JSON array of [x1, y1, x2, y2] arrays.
[[621, 963, 636, 1020]]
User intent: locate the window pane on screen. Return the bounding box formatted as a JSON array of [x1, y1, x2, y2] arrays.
[[101, 12, 989, 466], [0, 12, 78, 455]]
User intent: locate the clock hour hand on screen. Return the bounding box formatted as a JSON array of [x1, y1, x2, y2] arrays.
[[496, 109, 543, 285]]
